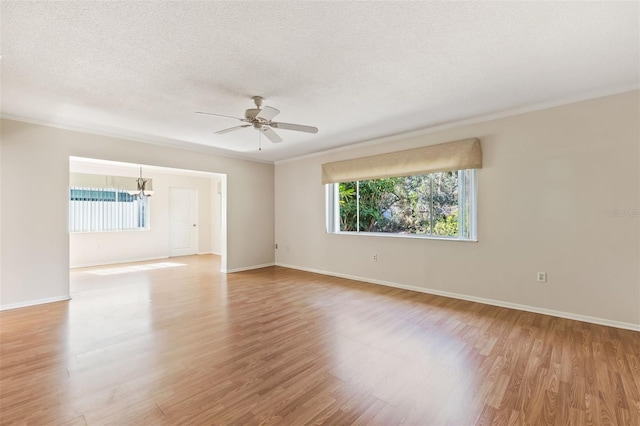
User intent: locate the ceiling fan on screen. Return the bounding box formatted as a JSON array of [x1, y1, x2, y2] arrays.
[[196, 96, 318, 148]]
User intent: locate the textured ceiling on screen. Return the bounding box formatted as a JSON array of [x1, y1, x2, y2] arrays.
[[1, 1, 638, 162]]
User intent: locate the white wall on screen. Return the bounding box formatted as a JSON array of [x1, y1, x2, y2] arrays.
[[68, 160, 221, 267], [0, 119, 274, 308], [275, 91, 640, 328], [210, 175, 223, 255], [0, 127, 3, 295]]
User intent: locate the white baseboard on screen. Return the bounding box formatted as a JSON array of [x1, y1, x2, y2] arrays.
[[0, 295, 72, 311], [226, 262, 275, 273], [70, 256, 169, 269], [276, 263, 640, 332], [198, 251, 222, 256]]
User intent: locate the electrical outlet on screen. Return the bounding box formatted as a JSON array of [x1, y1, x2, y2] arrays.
[[537, 272, 547, 283], [372, 254, 378, 262]]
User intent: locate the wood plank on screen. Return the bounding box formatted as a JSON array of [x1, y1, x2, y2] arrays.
[[0, 255, 638, 425]]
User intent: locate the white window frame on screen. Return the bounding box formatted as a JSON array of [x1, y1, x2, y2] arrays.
[[326, 169, 478, 241], [69, 187, 150, 233]]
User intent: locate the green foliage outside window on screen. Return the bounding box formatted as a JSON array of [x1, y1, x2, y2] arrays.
[[338, 172, 459, 236]]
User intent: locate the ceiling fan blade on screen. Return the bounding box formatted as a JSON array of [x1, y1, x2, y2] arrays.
[[271, 122, 318, 134], [262, 126, 283, 143], [215, 125, 251, 134], [195, 111, 245, 121], [256, 106, 280, 121]]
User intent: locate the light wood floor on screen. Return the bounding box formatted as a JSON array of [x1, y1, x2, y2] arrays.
[[1, 255, 638, 425]]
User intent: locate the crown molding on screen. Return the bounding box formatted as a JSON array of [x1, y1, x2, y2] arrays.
[[0, 113, 274, 165], [275, 85, 639, 165]]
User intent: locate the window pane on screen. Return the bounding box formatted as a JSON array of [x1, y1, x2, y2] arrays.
[[338, 182, 358, 231], [370, 175, 432, 235], [331, 169, 475, 240], [432, 171, 459, 237], [357, 178, 403, 232], [69, 187, 149, 232]]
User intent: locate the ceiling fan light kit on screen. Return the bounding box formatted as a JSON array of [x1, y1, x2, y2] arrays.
[[196, 96, 318, 150]]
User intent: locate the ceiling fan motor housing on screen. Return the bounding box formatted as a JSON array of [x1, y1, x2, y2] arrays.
[[245, 108, 261, 120]]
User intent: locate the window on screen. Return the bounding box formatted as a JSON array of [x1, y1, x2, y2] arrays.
[[69, 187, 149, 232], [322, 138, 481, 240], [326, 169, 477, 240]]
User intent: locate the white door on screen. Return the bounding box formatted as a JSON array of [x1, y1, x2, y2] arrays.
[[169, 188, 198, 257]]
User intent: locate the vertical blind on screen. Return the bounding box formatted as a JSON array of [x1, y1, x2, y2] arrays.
[[69, 188, 148, 232], [69, 173, 151, 232]]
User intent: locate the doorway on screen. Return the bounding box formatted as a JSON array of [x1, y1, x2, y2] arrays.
[[68, 157, 227, 272]]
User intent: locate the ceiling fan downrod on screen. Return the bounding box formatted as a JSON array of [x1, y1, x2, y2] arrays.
[[252, 96, 264, 109]]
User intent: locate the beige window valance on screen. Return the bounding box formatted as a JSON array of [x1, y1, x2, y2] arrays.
[[70, 173, 153, 192], [321, 138, 482, 184]]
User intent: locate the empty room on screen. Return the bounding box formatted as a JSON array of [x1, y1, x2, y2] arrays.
[[1, 1, 639, 425]]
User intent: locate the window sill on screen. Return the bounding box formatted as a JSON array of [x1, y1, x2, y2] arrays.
[[70, 228, 150, 234], [327, 231, 477, 242]]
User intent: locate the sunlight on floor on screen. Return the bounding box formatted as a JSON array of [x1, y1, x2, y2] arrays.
[[87, 262, 187, 276]]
